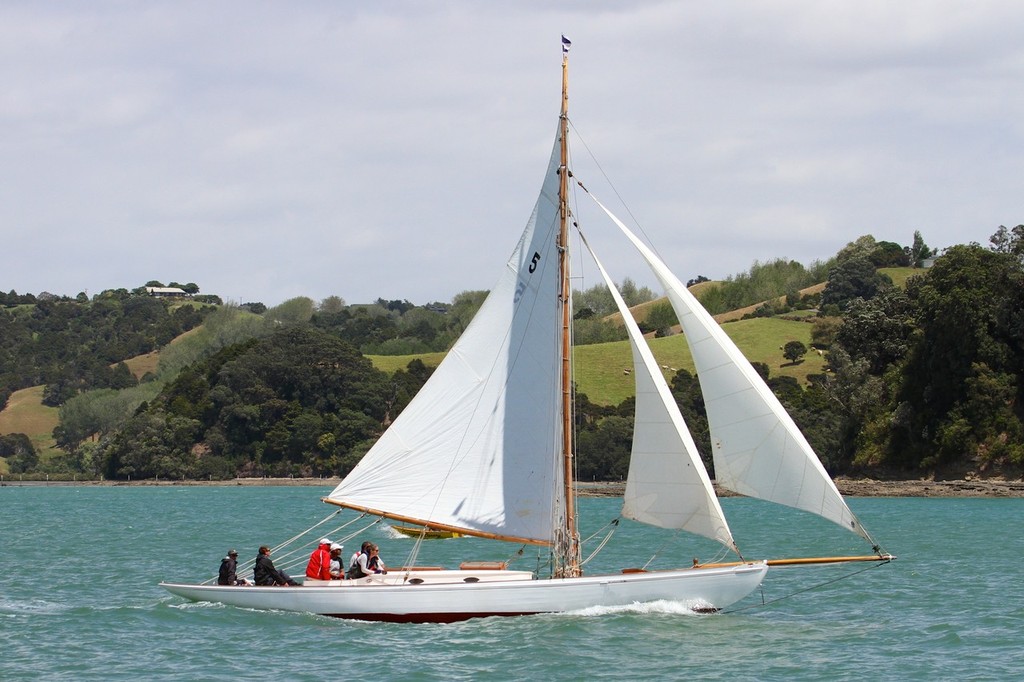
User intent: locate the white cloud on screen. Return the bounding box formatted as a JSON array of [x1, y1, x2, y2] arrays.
[[1, 1, 1021, 305]]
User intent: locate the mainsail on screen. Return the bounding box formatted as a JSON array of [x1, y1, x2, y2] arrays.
[[326, 128, 568, 545], [578, 232, 737, 554], [588, 196, 872, 543]]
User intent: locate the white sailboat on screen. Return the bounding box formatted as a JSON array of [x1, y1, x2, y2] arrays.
[[161, 41, 892, 622]]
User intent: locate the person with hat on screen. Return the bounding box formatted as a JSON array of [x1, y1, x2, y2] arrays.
[[328, 543, 344, 579], [305, 538, 333, 581], [217, 549, 250, 586]]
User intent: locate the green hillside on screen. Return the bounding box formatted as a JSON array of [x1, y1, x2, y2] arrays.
[[573, 317, 823, 406], [367, 316, 823, 407], [0, 386, 60, 473]]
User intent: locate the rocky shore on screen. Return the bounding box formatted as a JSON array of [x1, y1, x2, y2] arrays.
[[578, 478, 1024, 498], [4, 477, 1024, 497]]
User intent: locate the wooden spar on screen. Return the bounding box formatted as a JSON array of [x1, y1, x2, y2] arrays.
[[693, 554, 896, 569], [558, 46, 581, 577], [321, 497, 550, 547]]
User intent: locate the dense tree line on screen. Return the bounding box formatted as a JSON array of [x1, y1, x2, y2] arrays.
[[570, 228, 1022, 480], [696, 258, 830, 315], [93, 326, 432, 480], [847, 227, 1024, 471], [0, 290, 212, 410]]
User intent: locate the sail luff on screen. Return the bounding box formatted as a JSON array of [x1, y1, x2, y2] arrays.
[[587, 194, 874, 545]]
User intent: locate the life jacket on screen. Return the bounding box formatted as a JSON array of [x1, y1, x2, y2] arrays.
[[346, 551, 366, 580]]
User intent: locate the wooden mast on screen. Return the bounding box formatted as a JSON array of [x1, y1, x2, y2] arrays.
[[558, 43, 581, 578]]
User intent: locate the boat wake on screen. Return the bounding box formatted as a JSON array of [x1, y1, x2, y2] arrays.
[[0, 596, 71, 616], [382, 525, 409, 539], [167, 599, 227, 612], [568, 599, 708, 618]]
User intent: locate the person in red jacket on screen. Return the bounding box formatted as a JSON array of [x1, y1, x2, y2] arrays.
[[305, 538, 332, 581]]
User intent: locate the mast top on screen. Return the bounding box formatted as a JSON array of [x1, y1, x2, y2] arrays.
[[561, 35, 571, 118]]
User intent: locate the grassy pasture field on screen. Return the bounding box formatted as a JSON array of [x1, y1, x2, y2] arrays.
[[0, 386, 60, 469], [366, 316, 824, 407]]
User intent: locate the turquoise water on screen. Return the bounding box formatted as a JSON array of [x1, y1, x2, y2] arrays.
[[2, 486, 1022, 681]]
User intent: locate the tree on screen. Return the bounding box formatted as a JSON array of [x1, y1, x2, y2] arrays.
[[618, 278, 655, 308], [264, 297, 315, 326], [575, 415, 632, 480], [644, 301, 677, 337], [835, 235, 878, 265], [990, 224, 1024, 264], [894, 243, 1024, 468], [909, 230, 934, 267], [835, 289, 916, 374], [810, 317, 842, 349], [870, 241, 910, 267], [0, 433, 38, 473], [783, 340, 808, 364], [821, 256, 891, 310], [318, 295, 346, 314], [241, 302, 267, 314]]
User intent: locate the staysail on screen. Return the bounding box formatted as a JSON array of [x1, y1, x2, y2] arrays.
[[578, 232, 737, 554], [589, 196, 872, 542], [326, 128, 568, 545]]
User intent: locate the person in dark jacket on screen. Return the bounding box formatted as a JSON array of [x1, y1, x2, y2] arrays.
[[253, 546, 299, 586], [217, 549, 250, 585]]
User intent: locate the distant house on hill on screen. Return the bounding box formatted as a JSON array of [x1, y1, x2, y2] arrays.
[[145, 286, 189, 298]]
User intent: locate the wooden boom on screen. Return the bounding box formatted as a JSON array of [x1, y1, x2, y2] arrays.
[[695, 554, 896, 569]]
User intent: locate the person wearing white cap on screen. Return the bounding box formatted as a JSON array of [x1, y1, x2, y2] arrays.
[[329, 543, 344, 579], [305, 538, 333, 581]]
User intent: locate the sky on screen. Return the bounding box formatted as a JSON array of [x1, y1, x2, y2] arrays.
[[2, 1, 1022, 308]]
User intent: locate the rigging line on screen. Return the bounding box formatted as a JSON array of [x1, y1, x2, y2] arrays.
[[580, 526, 617, 567], [269, 509, 343, 555], [580, 517, 620, 545], [333, 517, 383, 552], [272, 514, 374, 570], [721, 560, 891, 615], [503, 545, 527, 568], [401, 530, 427, 573], [278, 519, 383, 576], [641, 529, 686, 570], [566, 118, 664, 262]]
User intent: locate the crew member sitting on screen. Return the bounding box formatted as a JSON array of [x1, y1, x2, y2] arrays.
[[306, 538, 333, 581], [329, 543, 344, 579], [217, 549, 250, 585]]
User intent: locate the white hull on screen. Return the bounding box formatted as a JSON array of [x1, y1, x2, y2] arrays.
[[161, 562, 768, 623]]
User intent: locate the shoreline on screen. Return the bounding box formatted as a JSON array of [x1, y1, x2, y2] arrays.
[[3, 476, 1024, 497]]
